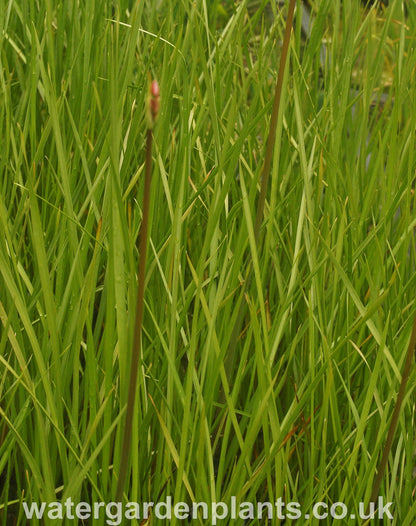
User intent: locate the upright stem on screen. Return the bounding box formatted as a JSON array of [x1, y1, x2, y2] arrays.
[[224, 0, 296, 378], [115, 128, 153, 502], [366, 310, 416, 515], [254, 0, 296, 240]]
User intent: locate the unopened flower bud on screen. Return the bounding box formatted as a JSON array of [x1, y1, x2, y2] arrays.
[[146, 79, 160, 129]]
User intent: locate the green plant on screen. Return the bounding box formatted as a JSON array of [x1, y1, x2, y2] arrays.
[[1, 1, 416, 525]]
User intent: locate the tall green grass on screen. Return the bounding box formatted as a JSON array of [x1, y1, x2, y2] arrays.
[[1, 0, 416, 524]]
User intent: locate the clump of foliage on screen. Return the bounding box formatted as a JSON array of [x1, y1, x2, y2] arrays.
[[1, 1, 416, 525]]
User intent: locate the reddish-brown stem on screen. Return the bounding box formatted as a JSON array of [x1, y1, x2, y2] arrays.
[[366, 310, 416, 516], [224, 0, 296, 381], [115, 128, 153, 501], [254, 0, 296, 240]]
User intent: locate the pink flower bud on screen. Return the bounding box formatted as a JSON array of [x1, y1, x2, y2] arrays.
[[146, 79, 160, 129]]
